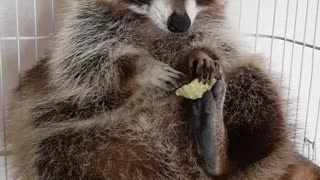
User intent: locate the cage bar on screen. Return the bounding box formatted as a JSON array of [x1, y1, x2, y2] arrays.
[[288, 0, 300, 142], [33, 0, 38, 62], [311, 0, 320, 162], [0, 26, 8, 180], [280, 0, 291, 86], [269, 0, 278, 69], [52, 0, 56, 34], [254, 0, 261, 52], [15, 0, 21, 85]]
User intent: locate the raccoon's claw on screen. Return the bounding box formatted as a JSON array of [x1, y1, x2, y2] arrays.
[[187, 50, 221, 85], [155, 65, 186, 91], [140, 60, 186, 91]]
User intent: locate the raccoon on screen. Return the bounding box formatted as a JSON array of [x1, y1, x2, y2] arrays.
[[8, 0, 320, 179]]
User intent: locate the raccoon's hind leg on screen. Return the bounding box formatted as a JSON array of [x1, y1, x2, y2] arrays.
[[177, 48, 229, 176], [192, 78, 227, 176], [224, 60, 295, 179], [177, 50, 294, 178]]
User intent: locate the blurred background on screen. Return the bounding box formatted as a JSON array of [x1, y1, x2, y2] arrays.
[[0, 0, 319, 179]]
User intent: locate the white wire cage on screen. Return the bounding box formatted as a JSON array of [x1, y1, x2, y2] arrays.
[[0, 0, 319, 179]]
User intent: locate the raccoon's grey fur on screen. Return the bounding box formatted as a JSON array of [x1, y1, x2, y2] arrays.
[[8, 0, 318, 179]]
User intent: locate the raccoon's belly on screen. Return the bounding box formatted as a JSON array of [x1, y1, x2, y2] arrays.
[[33, 94, 209, 179], [116, 96, 202, 179], [100, 96, 199, 179], [125, 95, 191, 140]]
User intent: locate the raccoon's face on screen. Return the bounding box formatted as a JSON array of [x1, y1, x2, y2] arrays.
[[125, 0, 225, 33]]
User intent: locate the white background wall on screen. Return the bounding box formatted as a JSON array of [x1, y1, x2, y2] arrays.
[[0, 0, 319, 179]]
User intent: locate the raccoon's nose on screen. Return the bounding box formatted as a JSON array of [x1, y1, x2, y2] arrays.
[[167, 12, 191, 33]]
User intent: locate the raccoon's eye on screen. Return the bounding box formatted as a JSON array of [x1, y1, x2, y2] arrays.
[[124, 0, 151, 5], [196, 0, 214, 6], [132, 0, 152, 5]]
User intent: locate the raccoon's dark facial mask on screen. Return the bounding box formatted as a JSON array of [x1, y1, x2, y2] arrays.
[[125, 0, 225, 33]]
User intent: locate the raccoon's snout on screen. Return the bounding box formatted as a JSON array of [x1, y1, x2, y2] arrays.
[[167, 13, 191, 33]]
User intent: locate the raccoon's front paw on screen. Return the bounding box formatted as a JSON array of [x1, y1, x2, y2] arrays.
[[187, 49, 221, 84], [138, 60, 186, 91]]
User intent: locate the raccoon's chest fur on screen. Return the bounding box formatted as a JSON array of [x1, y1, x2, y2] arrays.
[[134, 33, 200, 67]]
